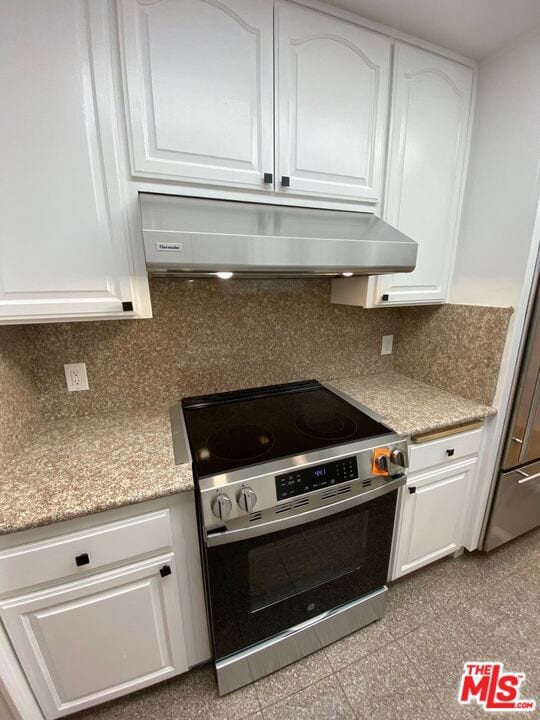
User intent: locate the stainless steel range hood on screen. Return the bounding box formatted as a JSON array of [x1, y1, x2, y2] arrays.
[[140, 194, 417, 278]]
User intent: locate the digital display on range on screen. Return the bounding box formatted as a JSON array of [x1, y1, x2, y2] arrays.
[[275, 456, 358, 501]]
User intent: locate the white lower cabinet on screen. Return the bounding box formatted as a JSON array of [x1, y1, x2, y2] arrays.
[[392, 457, 478, 579], [0, 495, 210, 720], [0, 555, 187, 719]]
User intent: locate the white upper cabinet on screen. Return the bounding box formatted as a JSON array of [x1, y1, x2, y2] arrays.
[[275, 2, 391, 202], [376, 45, 474, 305], [119, 0, 274, 189], [0, 0, 150, 324], [118, 0, 391, 203], [1, 0, 478, 321]]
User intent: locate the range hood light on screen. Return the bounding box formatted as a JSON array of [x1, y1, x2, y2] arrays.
[[342, 272, 353, 277], [216, 271, 233, 280]]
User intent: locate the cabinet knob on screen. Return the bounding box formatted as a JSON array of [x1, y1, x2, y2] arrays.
[[408, 487, 416, 494], [381, 294, 389, 302], [160, 565, 172, 578], [263, 172, 273, 184], [446, 448, 455, 456], [75, 553, 90, 566], [281, 176, 290, 187]]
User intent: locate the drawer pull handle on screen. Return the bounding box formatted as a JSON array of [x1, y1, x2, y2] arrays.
[[75, 553, 90, 567], [446, 448, 455, 456], [160, 565, 172, 578], [516, 470, 540, 484], [408, 487, 416, 494]]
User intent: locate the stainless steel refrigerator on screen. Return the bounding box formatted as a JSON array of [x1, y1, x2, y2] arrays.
[[483, 280, 540, 551]]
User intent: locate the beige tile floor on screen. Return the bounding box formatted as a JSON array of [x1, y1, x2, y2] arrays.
[[75, 528, 539, 720]]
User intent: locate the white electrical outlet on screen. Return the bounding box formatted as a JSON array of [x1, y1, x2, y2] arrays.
[[381, 335, 393, 356], [64, 363, 89, 392]]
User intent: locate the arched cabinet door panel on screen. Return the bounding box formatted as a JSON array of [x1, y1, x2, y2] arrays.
[[118, 0, 274, 189], [275, 1, 391, 202], [377, 45, 474, 305]]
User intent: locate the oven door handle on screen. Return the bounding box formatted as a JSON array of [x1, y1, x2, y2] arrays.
[[205, 475, 406, 547]]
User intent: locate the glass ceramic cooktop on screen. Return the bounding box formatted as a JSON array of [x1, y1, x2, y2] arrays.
[[182, 380, 390, 478]]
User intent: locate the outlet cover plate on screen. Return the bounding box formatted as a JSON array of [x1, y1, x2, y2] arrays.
[[381, 335, 393, 356], [64, 363, 89, 392]]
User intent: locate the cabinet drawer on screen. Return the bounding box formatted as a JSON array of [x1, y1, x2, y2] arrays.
[[0, 510, 173, 596], [409, 428, 482, 474]]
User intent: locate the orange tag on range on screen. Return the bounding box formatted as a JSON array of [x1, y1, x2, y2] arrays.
[[372, 447, 391, 476]]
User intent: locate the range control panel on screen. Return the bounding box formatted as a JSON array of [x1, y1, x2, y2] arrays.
[[275, 456, 358, 501]]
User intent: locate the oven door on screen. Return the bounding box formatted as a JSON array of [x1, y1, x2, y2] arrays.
[[204, 479, 401, 662]]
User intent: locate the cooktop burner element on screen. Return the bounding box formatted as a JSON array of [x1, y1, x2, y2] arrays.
[[296, 411, 357, 440], [182, 380, 389, 478], [206, 424, 275, 463]]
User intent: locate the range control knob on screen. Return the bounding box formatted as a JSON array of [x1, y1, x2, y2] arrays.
[[390, 449, 409, 468], [375, 454, 389, 473], [211, 492, 233, 521], [237, 487, 258, 513]]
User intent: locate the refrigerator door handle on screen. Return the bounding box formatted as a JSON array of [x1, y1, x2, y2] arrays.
[[516, 469, 540, 484]]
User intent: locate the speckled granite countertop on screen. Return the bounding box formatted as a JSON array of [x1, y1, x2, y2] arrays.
[[328, 371, 496, 437], [0, 371, 495, 536], [0, 409, 192, 536]]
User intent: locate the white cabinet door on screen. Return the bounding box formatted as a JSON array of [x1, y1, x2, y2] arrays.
[[119, 0, 274, 189], [275, 2, 390, 202], [392, 459, 477, 579], [0, 0, 146, 323], [376, 45, 474, 305], [0, 555, 187, 719]]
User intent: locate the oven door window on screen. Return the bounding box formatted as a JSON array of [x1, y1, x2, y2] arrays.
[[206, 490, 397, 660]]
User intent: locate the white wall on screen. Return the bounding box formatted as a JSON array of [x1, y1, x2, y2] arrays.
[[452, 26, 540, 412], [451, 27, 540, 309], [452, 28, 540, 548]]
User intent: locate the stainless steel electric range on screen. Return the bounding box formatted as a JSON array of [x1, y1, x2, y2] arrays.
[[171, 380, 408, 695]]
